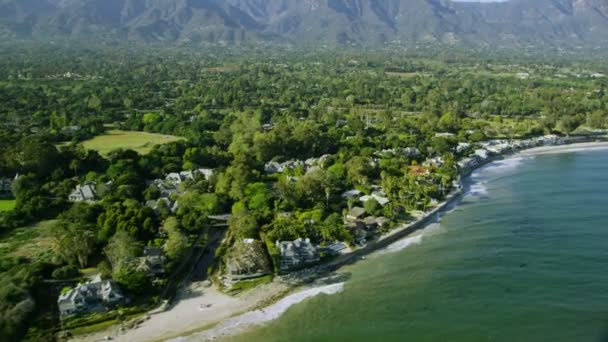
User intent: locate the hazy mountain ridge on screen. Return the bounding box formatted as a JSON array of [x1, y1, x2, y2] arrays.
[[1, 0, 608, 47]]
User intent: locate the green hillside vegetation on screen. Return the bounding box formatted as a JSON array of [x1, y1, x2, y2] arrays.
[[0, 220, 56, 262], [2, 0, 608, 48], [0, 46, 606, 340]]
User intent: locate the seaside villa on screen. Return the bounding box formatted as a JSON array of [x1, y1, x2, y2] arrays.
[[57, 275, 125, 317], [277, 238, 320, 272]]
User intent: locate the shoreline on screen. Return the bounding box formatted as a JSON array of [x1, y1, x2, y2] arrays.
[[517, 141, 608, 156], [72, 139, 608, 342]]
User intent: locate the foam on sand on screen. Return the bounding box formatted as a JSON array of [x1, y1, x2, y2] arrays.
[[174, 282, 345, 341]]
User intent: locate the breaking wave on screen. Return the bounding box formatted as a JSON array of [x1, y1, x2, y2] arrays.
[[378, 222, 446, 255], [467, 182, 489, 196]]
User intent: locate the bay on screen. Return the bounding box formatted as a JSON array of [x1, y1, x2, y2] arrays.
[[225, 150, 608, 342]]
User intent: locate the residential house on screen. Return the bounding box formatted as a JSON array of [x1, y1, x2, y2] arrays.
[[305, 154, 332, 167], [362, 216, 390, 231], [456, 142, 471, 154], [341, 189, 362, 199], [485, 143, 511, 155], [0, 177, 13, 197], [360, 193, 390, 207], [166, 169, 213, 185], [457, 156, 482, 171], [264, 161, 282, 174], [346, 207, 367, 222], [474, 149, 490, 160], [404, 147, 421, 158], [136, 247, 167, 277], [149, 179, 178, 199], [166, 172, 184, 184], [424, 157, 445, 168], [277, 238, 320, 272], [264, 160, 305, 174], [346, 223, 369, 245], [57, 275, 125, 317], [68, 184, 97, 202], [323, 242, 349, 256]]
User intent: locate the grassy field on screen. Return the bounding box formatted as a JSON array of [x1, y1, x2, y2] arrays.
[[78, 130, 184, 156], [0, 220, 56, 262], [0, 199, 16, 212]]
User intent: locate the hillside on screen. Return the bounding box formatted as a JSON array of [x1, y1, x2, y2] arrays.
[[1, 0, 608, 47]]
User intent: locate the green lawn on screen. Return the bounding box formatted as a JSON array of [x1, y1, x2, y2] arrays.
[[76, 130, 185, 157], [0, 199, 16, 212]]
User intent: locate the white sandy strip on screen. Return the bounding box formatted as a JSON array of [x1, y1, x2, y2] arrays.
[[172, 283, 345, 342], [519, 141, 608, 156], [70, 282, 290, 342]]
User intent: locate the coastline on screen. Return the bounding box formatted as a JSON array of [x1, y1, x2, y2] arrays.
[[72, 139, 608, 342], [518, 141, 608, 156]]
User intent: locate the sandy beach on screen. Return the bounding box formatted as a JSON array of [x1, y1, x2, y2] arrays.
[[174, 282, 345, 342], [519, 141, 608, 156], [71, 280, 291, 342], [71, 139, 608, 342]]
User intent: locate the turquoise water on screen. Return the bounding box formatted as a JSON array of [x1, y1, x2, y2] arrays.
[[226, 150, 608, 342]]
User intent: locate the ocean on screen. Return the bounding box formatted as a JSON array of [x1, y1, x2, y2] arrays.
[[224, 149, 608, 342]]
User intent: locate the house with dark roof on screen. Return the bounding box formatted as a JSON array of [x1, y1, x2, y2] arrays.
[[136, 247, 167, 277], [0, 177, 13, 198], [323, 242, 349, 255]]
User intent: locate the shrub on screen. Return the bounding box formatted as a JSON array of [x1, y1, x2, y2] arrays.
[[52, 265, 80, 280]]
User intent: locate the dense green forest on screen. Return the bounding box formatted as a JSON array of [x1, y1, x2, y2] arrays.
[[0, 45, 606, 340]]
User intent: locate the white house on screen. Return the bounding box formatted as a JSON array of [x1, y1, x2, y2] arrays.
[[68, 184, 97, 202], [57, 275, 125, 317]]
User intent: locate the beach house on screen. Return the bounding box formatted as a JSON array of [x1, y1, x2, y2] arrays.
[[57, 275, 125, 317], [277, 238, 320, 272]]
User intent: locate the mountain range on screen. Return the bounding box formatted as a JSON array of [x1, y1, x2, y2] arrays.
[[1, 0, 608, 48]]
